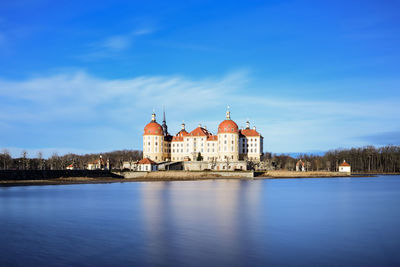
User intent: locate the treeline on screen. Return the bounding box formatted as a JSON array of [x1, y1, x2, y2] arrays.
[[261, 145, 400, 173], [0, 149, 142, 170], [1, 146, 399, 173]]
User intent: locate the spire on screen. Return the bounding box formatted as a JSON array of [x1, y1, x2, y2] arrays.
[[163, 106, 166, 124], [226, 105, 231, 120], [151, 110, 156, 122], [162, 106, 168, 136]]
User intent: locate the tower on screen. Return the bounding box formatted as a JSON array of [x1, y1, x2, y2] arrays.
[[217, 107, 239, 162], [162, 107, 168, 137], [143, 112, 164, 162]]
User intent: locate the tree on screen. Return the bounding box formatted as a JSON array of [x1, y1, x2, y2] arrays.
[[2, 149, 10, 170], [21, 150, 28, 170], [37, 151, 43, 170]]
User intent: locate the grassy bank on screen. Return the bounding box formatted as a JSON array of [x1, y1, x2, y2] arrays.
[[258, 170, 353, 178]]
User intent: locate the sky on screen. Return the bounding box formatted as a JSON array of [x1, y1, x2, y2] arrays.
[[0, 0, 400, 157]]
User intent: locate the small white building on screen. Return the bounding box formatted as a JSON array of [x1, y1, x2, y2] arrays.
[[296, 160, 305, 172], [121, 160, 139, 170], [66, 163, 77, 170], [87, 156, 110, 170], [339, 160, 351, 173], [137, 158, 158, 172]]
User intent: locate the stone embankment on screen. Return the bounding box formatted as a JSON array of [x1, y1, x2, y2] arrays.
[[0, 170, 122, 180], [258, 170, 352, 178], [114, 170, 255, 179]]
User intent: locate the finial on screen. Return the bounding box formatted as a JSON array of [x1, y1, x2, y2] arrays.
[[151, 110, 156, 122], [246, 120, 250, 129], [226, 105, 231, 120]]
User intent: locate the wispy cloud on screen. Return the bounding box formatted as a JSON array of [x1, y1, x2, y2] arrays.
[[86, 28, 154, 58], [361, 131, 400, 146], [0, 70, 399, 156]]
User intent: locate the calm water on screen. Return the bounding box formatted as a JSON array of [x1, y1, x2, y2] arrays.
[[1, 176, 400, 266]]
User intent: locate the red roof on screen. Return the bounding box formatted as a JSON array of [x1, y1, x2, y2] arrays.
[[339, 161, 350, 167], [143, 121, 163, 136], [89, 158, 105, 165], [67, 164, 74, 167], [138, 158, 157, 165], [240, 128, 260, 137], [207, 135, 218, 141], [176, 129, 190, 136], [172, 129, 190, 142], [218, 120, 239, 134], [190, 127, 212, 137]]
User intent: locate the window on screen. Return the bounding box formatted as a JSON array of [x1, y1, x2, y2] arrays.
[[232, 141, 234, 144]]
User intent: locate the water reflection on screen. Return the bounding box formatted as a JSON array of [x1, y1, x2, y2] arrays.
[[1, 177, 400, 266], [140, 180, 263, 266]]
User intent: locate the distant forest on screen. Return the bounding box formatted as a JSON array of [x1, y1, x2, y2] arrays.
[[0, 149, 142, 171], [0, 146, 399, 173], [262, 145, 400, 173]]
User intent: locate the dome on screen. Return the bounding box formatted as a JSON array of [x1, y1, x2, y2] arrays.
[[144, 121, 163, 136], [218, 120, 239, 134]]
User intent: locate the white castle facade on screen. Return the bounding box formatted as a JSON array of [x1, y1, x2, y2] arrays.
[[142, 109, 263, 169]]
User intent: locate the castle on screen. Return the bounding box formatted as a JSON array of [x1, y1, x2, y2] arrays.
[[142, 109, 263, 169]]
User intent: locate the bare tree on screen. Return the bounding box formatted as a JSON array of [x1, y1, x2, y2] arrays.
[[21, 150, 28, 170], [37, 151, 43, 170], [2, 149, 10, 170]]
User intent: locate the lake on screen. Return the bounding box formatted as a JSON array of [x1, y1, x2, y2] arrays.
[[1, 176, 400, 266]]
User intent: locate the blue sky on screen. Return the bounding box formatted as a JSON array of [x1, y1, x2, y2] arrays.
[[0, 0, 399, 157]]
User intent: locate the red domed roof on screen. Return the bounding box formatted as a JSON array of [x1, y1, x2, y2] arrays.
[[144, 121, 163, 136], [218, 120, 239, 134]]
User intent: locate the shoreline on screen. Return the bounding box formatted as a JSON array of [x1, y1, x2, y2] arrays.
[[0, 173, 395, 187]]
